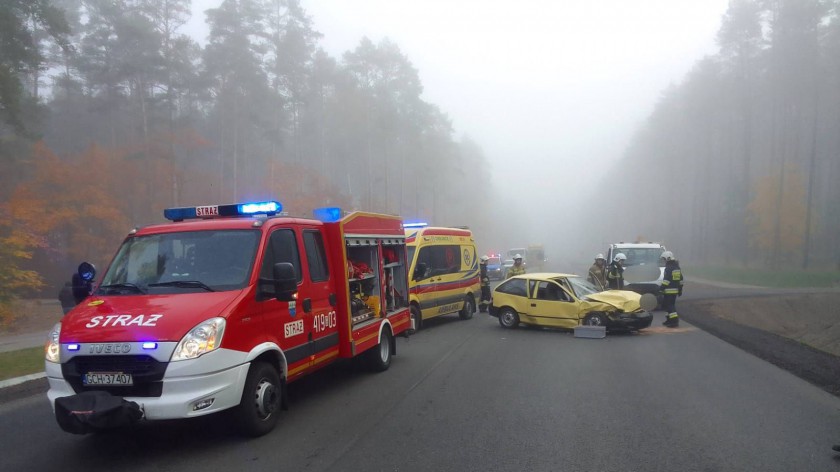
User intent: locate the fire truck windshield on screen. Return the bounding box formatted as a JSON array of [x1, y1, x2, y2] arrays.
[[98, 229, 260, 294]]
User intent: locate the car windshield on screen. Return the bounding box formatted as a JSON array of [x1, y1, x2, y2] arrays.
[[488, 257, 501, 265], [616, 248, 663, 266], [563, 276, 602, 298], [99, 230, 260, 294], [503, 259, 514, 267]]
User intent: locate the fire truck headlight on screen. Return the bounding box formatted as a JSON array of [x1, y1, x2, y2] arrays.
[[171, 318, 226, 362], [45, 322, 62, 363]]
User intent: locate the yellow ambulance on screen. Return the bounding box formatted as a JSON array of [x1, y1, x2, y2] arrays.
[[404, 224, 480, 331]]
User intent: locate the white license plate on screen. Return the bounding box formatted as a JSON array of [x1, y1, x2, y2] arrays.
[[83, 372, 133, 386]]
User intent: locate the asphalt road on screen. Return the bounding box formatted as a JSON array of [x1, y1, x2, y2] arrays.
[[2, 302, 840, 471]]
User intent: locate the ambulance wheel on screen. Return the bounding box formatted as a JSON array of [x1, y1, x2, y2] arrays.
[[235, 361, 282, 437], [498, 307, 519, 329], [459, 296, 474, 320], [410, 305, 422, 332], [366, 329, 393, 372]]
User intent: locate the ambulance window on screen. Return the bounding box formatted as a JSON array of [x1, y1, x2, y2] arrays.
[[261, 229, 302, 283], [303, 230, 329, 282], [415, 247, 432, 279], [429, 245, 460, 276]]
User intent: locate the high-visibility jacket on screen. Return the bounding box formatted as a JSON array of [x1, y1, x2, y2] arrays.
[[507, 264, 526, 278], [661, 260, 683, 295], [607, 261, 624, 289]]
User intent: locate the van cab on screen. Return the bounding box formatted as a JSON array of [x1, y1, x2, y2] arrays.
[[404, 224, 479, 330]]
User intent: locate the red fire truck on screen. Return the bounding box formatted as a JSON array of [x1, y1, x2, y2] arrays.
[[46, 201, 411, 436]]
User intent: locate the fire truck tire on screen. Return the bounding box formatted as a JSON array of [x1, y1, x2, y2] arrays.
[[459, 296, 474, 320], [234, 361, 282, 437], [410, 305, 422, 332], [366, 329, 393, 372]]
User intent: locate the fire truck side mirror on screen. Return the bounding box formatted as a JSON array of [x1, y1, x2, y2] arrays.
[[273, 262, 298, 302]]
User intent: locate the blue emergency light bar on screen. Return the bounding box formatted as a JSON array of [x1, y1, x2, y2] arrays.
[[164, 200, 282, 221], [313, 207, 342, 222], [402, 221, 428, 229]]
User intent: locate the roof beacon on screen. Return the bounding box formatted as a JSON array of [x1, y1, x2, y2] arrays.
[[163, 200, 282, 221], [313, 207, 342, 222], [402, 221, 428, 229]]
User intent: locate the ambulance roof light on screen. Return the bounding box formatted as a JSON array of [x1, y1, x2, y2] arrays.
[[403, 221, 428, 229], [164, 200, 282, 221], [313, 207, 342, 222]]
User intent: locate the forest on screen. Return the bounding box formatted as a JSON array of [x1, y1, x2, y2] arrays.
[[0, 0, 495, 316], [591, 0, 840, 271], [2, 0, 839, 324]]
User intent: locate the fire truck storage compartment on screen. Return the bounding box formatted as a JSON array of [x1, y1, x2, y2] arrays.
[[381, 239, 408, 315], [346, 239, 381, 325], [345, 237, 408, 325]]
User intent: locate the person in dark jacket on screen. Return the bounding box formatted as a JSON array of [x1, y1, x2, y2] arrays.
[[660, 251, 683, 328], [607, 253, 626, 289], [479, 255, 491, 303]]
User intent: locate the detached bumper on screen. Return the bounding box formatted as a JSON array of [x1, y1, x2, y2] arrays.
[[609, 311, 653, 331]]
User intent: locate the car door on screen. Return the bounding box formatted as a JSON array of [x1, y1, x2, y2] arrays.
[[526, 280, 579, 329]]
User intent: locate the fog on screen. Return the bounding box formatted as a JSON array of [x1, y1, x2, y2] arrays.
[[3, 0, 839, 297], [279, 0, 729, 267]]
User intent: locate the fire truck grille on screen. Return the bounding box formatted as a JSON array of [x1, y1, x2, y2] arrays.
[[62, 355, 167, 397]]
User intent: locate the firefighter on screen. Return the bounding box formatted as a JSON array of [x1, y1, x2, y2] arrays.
[[507, 254, 526, 278], [479, 255, 492, 303], [587, 253, 607, 289], [607, 253, 626, 289], [660, 250, 683, 328]]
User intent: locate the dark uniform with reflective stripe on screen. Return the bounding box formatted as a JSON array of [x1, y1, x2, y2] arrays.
[[607, 261, 624, 289], [660, 260, 683, 327], [479, 262, 491, 302]]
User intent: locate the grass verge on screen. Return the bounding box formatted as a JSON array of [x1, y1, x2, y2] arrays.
[[0, 347, 44, 381], [690, 266, 840, 288]]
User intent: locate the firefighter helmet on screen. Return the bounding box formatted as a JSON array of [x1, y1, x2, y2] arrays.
[[514, 254, 523, 260], [661, 250, 675, 261], [614, 253, 627, 262], [480, 255, 490, 262], [595, 253, 605, 261]]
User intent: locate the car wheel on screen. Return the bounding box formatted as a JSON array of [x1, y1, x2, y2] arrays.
[[459, 296, 474, 320], [583, 312, 607, 327], [234, 361, 282, 437], [498, 307, 519, 329], [365, 328, 393, 372], [410, 305, 422, 332]]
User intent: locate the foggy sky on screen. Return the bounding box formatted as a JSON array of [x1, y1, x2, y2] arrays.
[[187, 0, 730, 265]]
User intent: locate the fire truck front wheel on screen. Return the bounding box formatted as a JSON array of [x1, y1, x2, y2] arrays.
[[234, 361, 282, 437], [366, 329, 393, 372]]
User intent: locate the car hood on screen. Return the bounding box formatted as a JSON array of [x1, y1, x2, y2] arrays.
[[582, 290, 642, 312], [59, 291, 243, 343]]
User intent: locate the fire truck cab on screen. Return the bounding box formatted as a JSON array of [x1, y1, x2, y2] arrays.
[[46, 201, 411, 436]]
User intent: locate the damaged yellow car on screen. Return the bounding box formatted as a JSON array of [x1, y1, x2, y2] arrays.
[[489, 273, 653, 331]]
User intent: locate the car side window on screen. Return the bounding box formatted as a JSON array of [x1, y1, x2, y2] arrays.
[[536, 281, 570, 302], [497, 278, 527, 297], [415, 246, 432, 279], [303, 230, 329, 282], [260, 229, 302, 284]]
